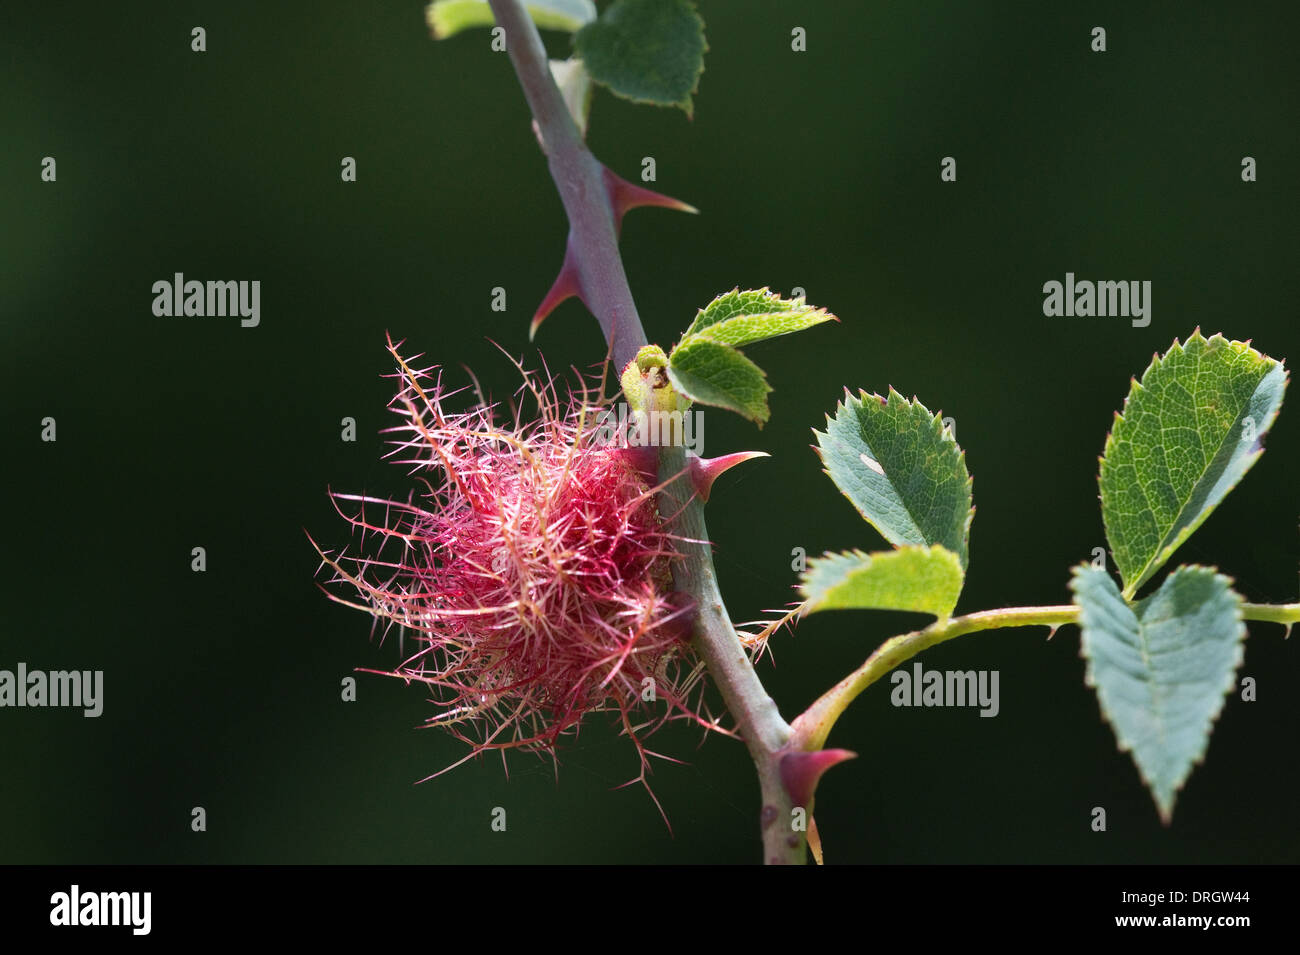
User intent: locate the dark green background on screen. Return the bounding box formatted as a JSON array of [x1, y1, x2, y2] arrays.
[[2, 1, 1297, 863]]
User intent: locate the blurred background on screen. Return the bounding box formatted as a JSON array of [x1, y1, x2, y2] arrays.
[[2, 0, 1297, 863]]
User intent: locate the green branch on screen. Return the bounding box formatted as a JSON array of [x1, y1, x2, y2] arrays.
[[791, 605, 1075, 751], [1242, 602, 1300, 626], [791, 600, 1299, 753]]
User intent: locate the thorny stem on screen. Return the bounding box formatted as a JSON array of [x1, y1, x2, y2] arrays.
[[487, 0, 803, 863], [484, 0, 1299, 865], [657, 446, 800, 863], [487, 0, 643, 371]]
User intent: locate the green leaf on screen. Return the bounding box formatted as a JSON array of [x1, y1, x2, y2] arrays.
[[666, 338, 770, 425], [549, 57, 594, 137], [426, 0, 596, 39], [814, 389, 974, 568], [1100, 331, 1288, 599], [663, 288, 836, 425], [574, 0, 706, 116], [681, 287, 838, 347], [799, 545, 964, 620], [1072, 564, 1245, 823]]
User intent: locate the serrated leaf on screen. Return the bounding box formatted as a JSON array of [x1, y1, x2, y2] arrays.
[[814, 389, 974, 568], [1100, 331, 1288, 599], [574, 0, 706, 116], [427, 0, 596, 39], [666, 338, 770, 424], [799, 545, 964, 620], [1072, 564, 1245, 823], [680, 287, 838, 347]]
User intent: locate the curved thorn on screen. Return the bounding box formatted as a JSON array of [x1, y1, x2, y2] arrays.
[[603, 166, 699, 234], [530, 236, 584, 340], [689, 450, 770, 502], [779, 748, 857, 810]]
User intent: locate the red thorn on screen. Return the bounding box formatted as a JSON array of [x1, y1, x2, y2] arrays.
[[780, 748, 857, 809], [689, 450, 769, 502], [603, 166, 698, 234], [531, 167, 696, 340], [530, 236, 584, 340]]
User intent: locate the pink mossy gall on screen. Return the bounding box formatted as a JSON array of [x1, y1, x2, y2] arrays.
[[312, 337, 713, 815]]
